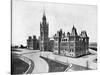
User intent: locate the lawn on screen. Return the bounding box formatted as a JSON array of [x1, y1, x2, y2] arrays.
[[11, 57, 29, 74], [40, 56, 68, 72]]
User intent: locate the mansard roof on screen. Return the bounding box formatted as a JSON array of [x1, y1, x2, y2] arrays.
[[80, 31, 88, 37], [67, 32, 70, 36]]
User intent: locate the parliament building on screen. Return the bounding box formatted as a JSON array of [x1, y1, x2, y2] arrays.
[[27, 12, 89, 57], [53, 26, 89, 57]]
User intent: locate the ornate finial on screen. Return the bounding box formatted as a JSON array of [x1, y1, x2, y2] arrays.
[[42, 3, 46, 17], [43, 6, 45, 16]]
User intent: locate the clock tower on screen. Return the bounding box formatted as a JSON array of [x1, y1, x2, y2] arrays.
[[40, 12, 49, 51]]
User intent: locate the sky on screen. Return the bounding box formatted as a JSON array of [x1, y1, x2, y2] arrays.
[[12, 0, 97, 46]]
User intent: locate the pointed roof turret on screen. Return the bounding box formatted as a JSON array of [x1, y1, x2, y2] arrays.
[[71, 25, 78, 36], [72, 25, 76, 30]]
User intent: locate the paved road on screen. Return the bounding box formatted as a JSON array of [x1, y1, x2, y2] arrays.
[[17, 50, 49, 73], [13, 49, 49, 73]]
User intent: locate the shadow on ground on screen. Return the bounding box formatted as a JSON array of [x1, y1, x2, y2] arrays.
[[40, 56, 69, 72]]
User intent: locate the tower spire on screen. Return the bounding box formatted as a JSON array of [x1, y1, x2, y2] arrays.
[[42, 8, 46, 21]]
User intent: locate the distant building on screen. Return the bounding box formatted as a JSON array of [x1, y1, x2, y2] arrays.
[[27, 35, 39, 50], [53, 26, 89, 57], [27, 36, 33, 49], [40, 12, 49, 51], [20, 44, 27, 48]]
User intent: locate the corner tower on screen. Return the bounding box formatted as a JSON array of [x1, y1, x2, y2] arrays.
[[40, 12, 49, 51]]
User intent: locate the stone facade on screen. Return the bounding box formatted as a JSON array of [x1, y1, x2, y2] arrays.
[[53, 26, 89, 57], [48, 38, 54, 52], [40, 12, 49, 51]]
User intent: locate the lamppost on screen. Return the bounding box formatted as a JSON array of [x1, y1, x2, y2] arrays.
[[66, 57, 68, 64], [58, 30, 62, 54], [86, 60, 89, 70]]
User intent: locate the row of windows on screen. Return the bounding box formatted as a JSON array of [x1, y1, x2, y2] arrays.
[[62, 39, 68, 41], [54, 42, 87, 46], [54, 43, 75, 47], [61, 38, 77, 41], [55, 38, 88, 42], [60, 43, 74, 46], [64, 49, 74, 52], [54, 48, 74, 52]]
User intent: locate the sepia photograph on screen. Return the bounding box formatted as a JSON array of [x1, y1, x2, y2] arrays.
[[11, 0, 97, 74]]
